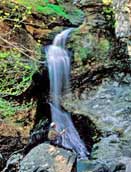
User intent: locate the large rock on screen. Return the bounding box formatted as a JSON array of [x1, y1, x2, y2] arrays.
[[63, 79, 131, 171], [20, 143, 76, 172]]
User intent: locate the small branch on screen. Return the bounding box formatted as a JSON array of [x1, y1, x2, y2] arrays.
[[0, 35, 45, 64], [3, 18, 46, 28]]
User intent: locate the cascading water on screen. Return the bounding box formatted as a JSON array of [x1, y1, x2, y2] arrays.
[[46, 28, 89, 159]]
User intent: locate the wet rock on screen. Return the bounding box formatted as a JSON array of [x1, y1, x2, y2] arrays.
[[72, 113, 100, 153], [20, 143, 76, 172], [77, 160, 110, 172], [126, 159, 131, 172]]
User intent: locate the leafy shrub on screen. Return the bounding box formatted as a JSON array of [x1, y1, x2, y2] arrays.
[[0, 50, 38, 96], [15, 0, 68, 18], [7, 0, 84, 24], [0, 97, 33, 118]]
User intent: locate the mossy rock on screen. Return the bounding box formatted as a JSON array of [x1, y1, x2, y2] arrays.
[[68, 26, 110, 64]]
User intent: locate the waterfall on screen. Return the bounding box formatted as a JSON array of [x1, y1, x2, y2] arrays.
[[46, 28, 88, 159]]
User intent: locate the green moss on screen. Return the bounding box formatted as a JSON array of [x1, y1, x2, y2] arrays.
[[79, 47, 94, 62], [64, 6, 84, 25], [98, 38, 110, 55], [68, 29, 110, 63]]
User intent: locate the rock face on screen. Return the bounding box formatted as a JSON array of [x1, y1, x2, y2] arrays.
[[113, 0, 131, 56], [113, 0, 131, 39], [63, 79, 131, 171], [20, 143, 76, 172]]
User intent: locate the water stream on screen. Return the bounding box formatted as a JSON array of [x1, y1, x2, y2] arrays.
[[46, 28, 88, 159]]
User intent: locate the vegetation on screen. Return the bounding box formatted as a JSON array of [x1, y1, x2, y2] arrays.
[[1, 0, 131, 171], [0, 0, 84, 25], [16, 0, 68, 18], [0, 0, 84, 113], [0, 50, 38, 95], [69, 32, 110, 64], [0, 0, 129, 119], [0, 97, 33, 118], [0, 49, 38, 117], [102, 0, 112, 5]]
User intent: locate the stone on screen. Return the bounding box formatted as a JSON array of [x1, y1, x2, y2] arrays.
[[63, 79, 131, 172], [0, 153, 4, 170], [126, 160, 131, 172], [3, 152, 23, 172], [113, 0, 131, 57], [113, 0, 131, 38], [77, 160, 110, 172], [20, 143, 76, 172]]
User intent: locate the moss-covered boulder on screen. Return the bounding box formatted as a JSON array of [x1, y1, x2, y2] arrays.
[[68, 27, 110, 64]]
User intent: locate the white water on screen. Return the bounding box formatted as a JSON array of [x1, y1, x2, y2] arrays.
[[46, 28, 88, 158], [46, 45, 70, 107]]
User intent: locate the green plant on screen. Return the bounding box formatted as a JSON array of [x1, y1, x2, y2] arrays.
[[0, 97, 33, 118], [37, 3, 68, 18], [1, 0, 84, 25], [102, 0, 112, 5], [98, 38, 110, 55], [0, 1, 34, 30], [66, 8, 84, 25], [102, 6, 115, 29], [79, 48, 94, 62], [0, 50, 38, 96], [15, 0, 68, 18]]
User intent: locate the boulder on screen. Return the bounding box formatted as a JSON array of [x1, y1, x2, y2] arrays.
[[20, 143, 76, 172]]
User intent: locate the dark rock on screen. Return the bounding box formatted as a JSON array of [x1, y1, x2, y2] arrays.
[[0, 153, 4, 171], [3, 152, 23, 172]]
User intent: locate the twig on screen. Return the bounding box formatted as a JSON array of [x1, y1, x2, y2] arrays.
[[0, 35, 45, 64], [1, 18, 46, 28]]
